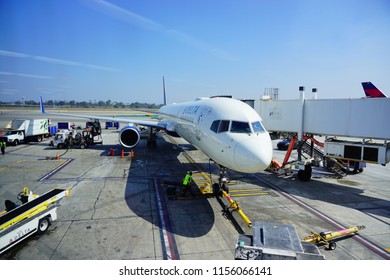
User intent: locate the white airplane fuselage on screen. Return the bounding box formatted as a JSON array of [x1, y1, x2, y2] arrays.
[[159, 97, 273, 173], [39, 95, 272, 173]]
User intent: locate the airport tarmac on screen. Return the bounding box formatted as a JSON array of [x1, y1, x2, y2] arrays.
[[0, 108, 389, 260]]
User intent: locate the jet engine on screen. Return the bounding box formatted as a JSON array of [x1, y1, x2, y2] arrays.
[[118, 125, 140, 149]]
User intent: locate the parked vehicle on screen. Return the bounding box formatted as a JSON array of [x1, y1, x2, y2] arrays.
[[50, 120, 103, 149], [1, 119, 54, 146], [50, 129, 73, 149], [277, 139, 298, 150]]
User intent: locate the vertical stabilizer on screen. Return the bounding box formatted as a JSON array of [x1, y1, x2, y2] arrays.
[[163, 76, 167, 105], [362, 82, 387, 98], [39, 96, 46, 113]]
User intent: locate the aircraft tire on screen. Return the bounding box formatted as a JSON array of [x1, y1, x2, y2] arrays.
[[222, 183, 229, 194], [213, 183, 221, 197], [298, 165, 312, 181]]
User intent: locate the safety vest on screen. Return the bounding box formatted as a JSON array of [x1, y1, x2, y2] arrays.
[[182, 174, 192, 185]]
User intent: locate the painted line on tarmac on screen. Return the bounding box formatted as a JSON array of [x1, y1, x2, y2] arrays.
[[254, 174, 390, 260], [38, 158, 73, 182], [154, 177, 180, 260]]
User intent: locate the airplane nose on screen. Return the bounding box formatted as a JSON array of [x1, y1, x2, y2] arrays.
[[234, 135, 273, 173]]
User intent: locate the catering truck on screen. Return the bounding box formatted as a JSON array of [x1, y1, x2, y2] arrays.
[[1, 119, 51, 146]]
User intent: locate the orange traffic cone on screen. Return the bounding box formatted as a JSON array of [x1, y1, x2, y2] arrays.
[[121, 150, 124, 158], [55, 153, 59, 160]]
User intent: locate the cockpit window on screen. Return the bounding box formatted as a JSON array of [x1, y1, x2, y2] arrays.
[[219, 120, 230, 133], [211, 120, 259, 134], [230, 121, 251, 133], [252, 121, 266, 133], [210, 120, 230, 133], [210, 120, 220, 133]]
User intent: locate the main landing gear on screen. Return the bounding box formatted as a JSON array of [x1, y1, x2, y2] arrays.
[[146, 127, 157, 148], [212, 165, 230, 197]]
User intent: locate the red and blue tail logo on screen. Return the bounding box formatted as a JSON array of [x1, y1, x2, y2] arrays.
[[362, 82, 387, 98]]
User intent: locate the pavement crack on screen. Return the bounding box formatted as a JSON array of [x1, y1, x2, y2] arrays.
[[49, 221, 73, 260], [91, 179, 106, 220]]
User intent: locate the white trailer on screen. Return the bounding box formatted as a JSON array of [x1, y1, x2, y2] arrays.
[[0, 188, 70, 255], [2, 119, 50, 145]]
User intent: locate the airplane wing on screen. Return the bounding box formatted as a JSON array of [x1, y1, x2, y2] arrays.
[[40, 97, 167, 130]]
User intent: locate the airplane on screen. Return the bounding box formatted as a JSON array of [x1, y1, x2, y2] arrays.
[[39, 84, 273, 195], [362, 82, 387, 98]]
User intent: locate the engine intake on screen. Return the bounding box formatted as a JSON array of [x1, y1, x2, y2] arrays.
[[118, 125, 140, 149]]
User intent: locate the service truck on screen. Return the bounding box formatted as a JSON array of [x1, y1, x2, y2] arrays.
[[50, 121, 103, 149], [50, 129, 73, 149], [2, 119, 51, 146]]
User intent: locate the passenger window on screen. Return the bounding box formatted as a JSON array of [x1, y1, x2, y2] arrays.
[[210, 120, 220, 133], [252, 121, 266, 133], [231, 121, 251, 133], [219, 120, 230, 133]]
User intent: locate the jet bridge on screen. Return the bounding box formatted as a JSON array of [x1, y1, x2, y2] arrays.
[[249, 89, 390, 180]]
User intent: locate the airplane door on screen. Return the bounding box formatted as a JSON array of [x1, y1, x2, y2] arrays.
[[195, 107, 210, 141]]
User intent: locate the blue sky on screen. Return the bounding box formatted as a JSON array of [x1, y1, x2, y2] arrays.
[[0, 0, 389, 104]]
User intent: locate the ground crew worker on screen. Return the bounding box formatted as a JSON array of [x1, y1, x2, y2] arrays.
[[1, 140, 5, 155], [181, 171, 194, 196]]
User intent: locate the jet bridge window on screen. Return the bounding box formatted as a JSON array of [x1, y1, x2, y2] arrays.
[[230, 121, 251, 133], [252, 121, 266, 133]]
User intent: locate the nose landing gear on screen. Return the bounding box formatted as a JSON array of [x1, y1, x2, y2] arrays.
[[212, 165, 229, 197]]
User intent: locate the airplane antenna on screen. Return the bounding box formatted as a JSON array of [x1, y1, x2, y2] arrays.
[[163, 76, 167, 105]]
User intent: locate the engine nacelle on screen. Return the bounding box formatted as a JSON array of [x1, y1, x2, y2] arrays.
[[118, 125, 140, 149]]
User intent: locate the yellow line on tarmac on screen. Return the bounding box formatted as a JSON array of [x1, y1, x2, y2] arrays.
[[230, 192, 270, 197], [229, 189, 267, 193], [0, 160, 26, 172], [52, 159, 68, 170]]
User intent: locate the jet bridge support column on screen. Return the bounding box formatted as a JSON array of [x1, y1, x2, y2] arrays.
[[298, 86, 305, 144], [296, 86, 313, 181]]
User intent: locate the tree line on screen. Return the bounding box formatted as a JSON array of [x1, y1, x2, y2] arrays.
[[0, 99, 163, 109]]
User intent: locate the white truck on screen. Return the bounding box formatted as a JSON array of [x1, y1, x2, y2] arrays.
[[50, 129, 74, 149], [2, 119, 50, 146]]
